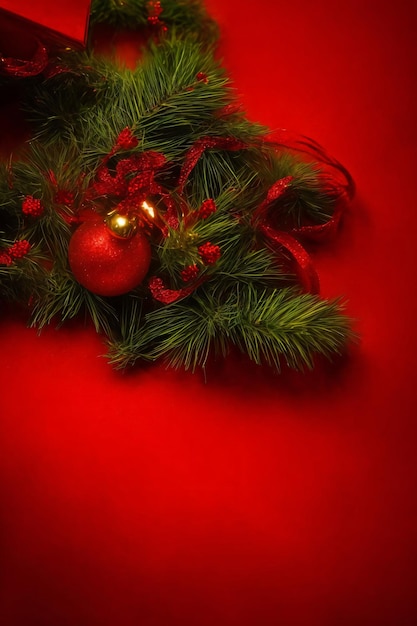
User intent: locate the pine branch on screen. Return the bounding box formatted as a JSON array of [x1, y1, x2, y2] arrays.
[[0, 252, 48, 304], [4, 146, 89, 263], [24, 35, 254, 165], [29, 270, 117, 335], [107, 284, 354, 371], [79, 36, 236, 162], [186, 150, 263, 206], [257, 151, 336, 226], [156, 191, 288, 290], [21, 54, 118, 145], [90, 0, 219, 43], [227, 285, 354, 371], [183, 148, 337, 228], [0, 2, 354, 376]]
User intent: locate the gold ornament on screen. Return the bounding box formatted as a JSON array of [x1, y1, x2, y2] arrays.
[[106, 211, 138, 239]]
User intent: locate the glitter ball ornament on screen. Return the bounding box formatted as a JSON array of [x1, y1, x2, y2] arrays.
[[68, 214, 151, 296]]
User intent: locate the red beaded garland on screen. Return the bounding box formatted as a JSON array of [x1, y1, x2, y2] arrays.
[[68, 220, 151, 296]]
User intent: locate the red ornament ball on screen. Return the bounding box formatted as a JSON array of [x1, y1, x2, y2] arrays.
[[68, 220, 151, 296]]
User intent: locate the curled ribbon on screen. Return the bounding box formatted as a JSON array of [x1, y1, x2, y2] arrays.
[[251, 132, 354, 294], [149, 275, 205, 304], [178, 136, 246, 192], [0, 42, 48, 77], [250, 176, 320, 294], [269, 128, 355, 205], [259, 224, 320, 294]]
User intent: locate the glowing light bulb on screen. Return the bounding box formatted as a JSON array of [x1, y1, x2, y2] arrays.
[[141, 200, 155, 219]]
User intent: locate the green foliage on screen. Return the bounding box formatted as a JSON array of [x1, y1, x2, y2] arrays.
[[0, 0, 355, 375], [90, 0, 219, 43], [265, 154, 335, 226], [24, 36, 243, 160], [158, 203, 287, 289], [107, 285, 353, 371], [22, 55, 117, 144], [80, 36, 234, 160], [0, 251, 47, 304], [29, 270, 117, 335]]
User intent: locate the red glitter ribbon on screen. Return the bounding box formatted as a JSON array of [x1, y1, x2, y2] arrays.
[[289, 194, 346, 243], [251, 175, 320, 294], [251, 131, 355, 293], [251, 175, 294, 222], [291, 157, 350, 244], [149, 276, 203, 304], [0, 42, 48, 77], [259, 224, 320, 294], [89, 152, 167, 206], [268, 129, 354, 244], [178, 136, 246, 192]]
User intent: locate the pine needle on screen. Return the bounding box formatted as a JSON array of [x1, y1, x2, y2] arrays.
[[107, 285, 354, 372]]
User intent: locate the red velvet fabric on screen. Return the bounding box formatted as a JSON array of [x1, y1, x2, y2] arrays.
[[1, 1, 416, 624]]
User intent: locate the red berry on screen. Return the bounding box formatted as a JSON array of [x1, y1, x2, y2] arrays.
[[9, 240, 31, 259], [181, 264, 200, 282], [22, 195, 44, 218], [198, 242, 221, 266], [198, 199, 216, 220]]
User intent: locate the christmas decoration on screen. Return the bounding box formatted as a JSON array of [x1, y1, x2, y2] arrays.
[[22, 195, 44, 218], [68, 215, 151, 296], [106, 210, 139, 239], [0, 0, 356, 373]]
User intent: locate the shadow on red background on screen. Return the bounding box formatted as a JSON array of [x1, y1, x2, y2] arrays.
[[1, 0, 416, 625]]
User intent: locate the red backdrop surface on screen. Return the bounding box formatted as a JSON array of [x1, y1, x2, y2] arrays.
[[1, 1, 416, 625]]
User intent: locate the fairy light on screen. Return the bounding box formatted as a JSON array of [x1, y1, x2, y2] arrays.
[[141, 200, 156, 219]]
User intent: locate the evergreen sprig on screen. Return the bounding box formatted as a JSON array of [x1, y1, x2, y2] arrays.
[[90, 0, 219, 43], [29, 270, 117, 335], [107, 285, 353, 371], [0, 0, 355, 375], [80, 36, 233, 160]]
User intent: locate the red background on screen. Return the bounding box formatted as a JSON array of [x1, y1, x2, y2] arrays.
[[1, 0, 416, 624]]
